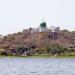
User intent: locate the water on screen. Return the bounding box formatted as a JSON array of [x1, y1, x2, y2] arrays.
[[0, 57, 75, 75]]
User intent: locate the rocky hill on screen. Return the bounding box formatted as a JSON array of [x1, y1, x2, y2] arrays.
[[0, 29, 75, 49]]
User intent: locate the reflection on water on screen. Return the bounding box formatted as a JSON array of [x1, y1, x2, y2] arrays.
[[0, 57, 75, 75]]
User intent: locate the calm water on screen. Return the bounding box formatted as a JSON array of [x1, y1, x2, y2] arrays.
[[0, 57, 75, 75]]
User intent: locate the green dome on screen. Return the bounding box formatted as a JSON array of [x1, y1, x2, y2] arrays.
[[40, 22, 46, 28]]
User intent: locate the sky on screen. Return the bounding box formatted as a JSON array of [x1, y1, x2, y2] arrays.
[[0, 0, 75, 35]]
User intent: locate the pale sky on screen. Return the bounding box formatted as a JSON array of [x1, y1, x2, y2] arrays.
[[0, 0, 75, 35]]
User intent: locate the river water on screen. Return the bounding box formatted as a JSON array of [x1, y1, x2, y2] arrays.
[[0, 57, 75, 75]]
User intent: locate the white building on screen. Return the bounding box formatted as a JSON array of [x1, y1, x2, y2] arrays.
[[30, 28, 39, 33], [0, 35, 4, 38], [23, 29, 30, 34], [50, 26, 60, 32]]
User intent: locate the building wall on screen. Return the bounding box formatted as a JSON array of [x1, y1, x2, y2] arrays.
[[39, 27, 46, 32], [50, 26, 60, 32]]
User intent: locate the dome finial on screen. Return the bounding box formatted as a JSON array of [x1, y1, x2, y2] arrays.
[[42, 18, 44, 23]]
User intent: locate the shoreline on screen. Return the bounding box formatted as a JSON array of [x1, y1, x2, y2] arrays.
[[0, 55, 75, 58]]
